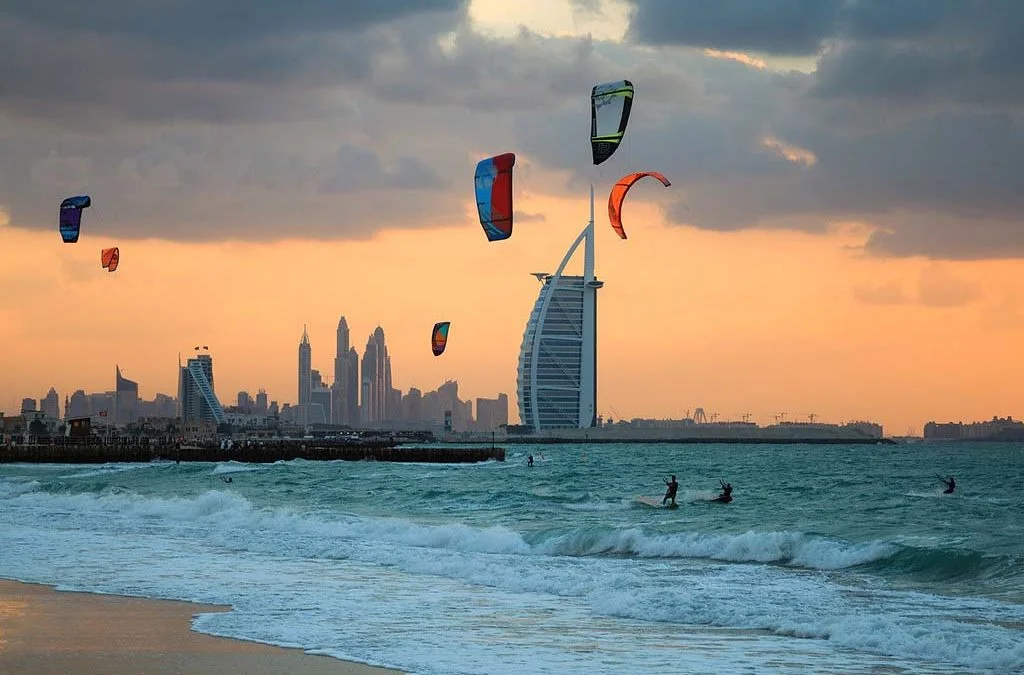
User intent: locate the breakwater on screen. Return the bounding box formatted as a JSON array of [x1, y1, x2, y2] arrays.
[[502, 436, 895, 445], [0, 442, 504, 464]]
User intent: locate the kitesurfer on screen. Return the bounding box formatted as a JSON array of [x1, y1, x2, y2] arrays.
[[718, 480, 733, 502], [527, 454, 534, 467], [663, 475, 679, 506], [940, 475, 955, 494]]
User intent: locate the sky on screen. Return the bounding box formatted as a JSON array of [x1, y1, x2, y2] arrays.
[[2, 0, 1024, 434]]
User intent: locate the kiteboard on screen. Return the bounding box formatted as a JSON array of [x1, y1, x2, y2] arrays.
[[636, 496, 678, 509]]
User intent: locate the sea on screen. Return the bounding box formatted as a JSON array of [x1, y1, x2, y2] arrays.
[[1, 442, 1022, 674]]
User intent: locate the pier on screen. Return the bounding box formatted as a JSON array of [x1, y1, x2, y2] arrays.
[[0, 440, 505, 465]]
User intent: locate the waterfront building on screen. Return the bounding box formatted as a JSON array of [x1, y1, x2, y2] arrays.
[[516, 215, 602, 432], [178, 348, 224, 425]]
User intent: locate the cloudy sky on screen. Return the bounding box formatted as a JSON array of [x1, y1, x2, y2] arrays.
[[2, 0, 1023, 433]]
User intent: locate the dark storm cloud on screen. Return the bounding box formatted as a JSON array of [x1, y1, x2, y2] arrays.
[[318, 145, 448, 194], [600, 0, 1024, 259], [626, 0, 1024, 106], [626, 0, 844, 55], [3, 0, 1024, 258], [0, 0, 466, 124]]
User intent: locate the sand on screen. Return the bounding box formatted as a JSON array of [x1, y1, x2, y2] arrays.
[[0, 579, 405, 675]]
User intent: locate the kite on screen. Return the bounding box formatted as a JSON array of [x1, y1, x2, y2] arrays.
[[59, 195, 91, 243], [608, 171, 671, 240], [590, 80, 634, 166], [474, 153, 515, 241], [431, 321, 451, 356], [101, 247, 119, 272]]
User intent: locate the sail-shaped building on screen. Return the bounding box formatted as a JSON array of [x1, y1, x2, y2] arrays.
[[516, 195, 603, 432]]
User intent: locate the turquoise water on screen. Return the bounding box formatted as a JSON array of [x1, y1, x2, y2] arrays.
[[1, 442, 1022, 674]]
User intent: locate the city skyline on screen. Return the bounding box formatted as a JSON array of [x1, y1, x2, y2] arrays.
[[3, 1, 1024, 434]]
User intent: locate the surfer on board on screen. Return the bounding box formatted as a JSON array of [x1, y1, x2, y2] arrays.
[[940, 475, 955, 494], [717, 480, 733, 503], [662, 475, 679, 506], [527, 454, 534, 467]]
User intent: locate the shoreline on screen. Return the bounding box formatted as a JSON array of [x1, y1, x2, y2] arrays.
[[0, 579, 405, 675]]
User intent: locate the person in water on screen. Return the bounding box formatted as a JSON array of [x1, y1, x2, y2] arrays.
[[527, 454, 534, 467], [941, 475, 955, 494], [663, 475, 679, 506], [718, 480, 733, 502]]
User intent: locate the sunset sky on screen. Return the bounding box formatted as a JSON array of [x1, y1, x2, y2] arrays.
[[2, 0, 1023, 434]]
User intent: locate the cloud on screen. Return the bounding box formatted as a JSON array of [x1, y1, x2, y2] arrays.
[[916, 264, 982, 308], [614, 0, 1024, 258], [626, 0, 844, 55], [317, 145, 448, 194], [514, 211, 547, 222], [703, 49, 767, 70], [853, 265, 982, 308], [0, 1, 467, 125], [853, 280, 910, 306], [0, 0, 1022, 257]]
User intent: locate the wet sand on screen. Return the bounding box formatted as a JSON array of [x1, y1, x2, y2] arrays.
[[0, 579, 404, 674]]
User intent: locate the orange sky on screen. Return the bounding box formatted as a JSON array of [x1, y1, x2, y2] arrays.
[[3, 189, 1023, 434], [2, 0, 1022, 436]]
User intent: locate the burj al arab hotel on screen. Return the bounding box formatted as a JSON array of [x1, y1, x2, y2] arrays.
[[516, 205, 603, 433], [514, 80, 634, 433]]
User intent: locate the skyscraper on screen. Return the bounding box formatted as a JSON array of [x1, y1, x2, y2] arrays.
[[476, 394, 509, 431], [346, 346, 359, 425], [40, 387, 60, 419], [333, 316, 352, 425], [178, 349, 225, 425], [297, 325, 311, 426], [516, 216, 601, 432], [115, 365, 139, 425], [360, 326, 392, 425]]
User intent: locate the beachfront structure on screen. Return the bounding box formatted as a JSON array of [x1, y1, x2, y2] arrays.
[[178, 349, 225, 425], [516, 196, 602, 432]]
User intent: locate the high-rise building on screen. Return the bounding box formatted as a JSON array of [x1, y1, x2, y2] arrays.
[[40, 387, 60, 419], [87, 393, 114, 421], [237, 391, 252, 411], [178, 350, 225, 425], [346, 347, 359, 425], [311, 386, 331, 425], [476, 394, 509, 431], [21, 398, 36, 413], [517, 218, 601, 432], [297, 325, 311, 426], [403, 387, 423, 423], [360, 326, 392, 425], [115, 366, 139, 425], [67, 390, 89, 418], [255, 389, 268, 414], [332, 316, 355, 425]]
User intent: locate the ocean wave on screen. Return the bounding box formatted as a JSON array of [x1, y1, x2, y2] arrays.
[[591, 583, 1024, 672], [4, 487, 1019, 586]]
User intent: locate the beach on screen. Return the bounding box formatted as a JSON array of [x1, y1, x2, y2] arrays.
[[0, 579, 403, 675]]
